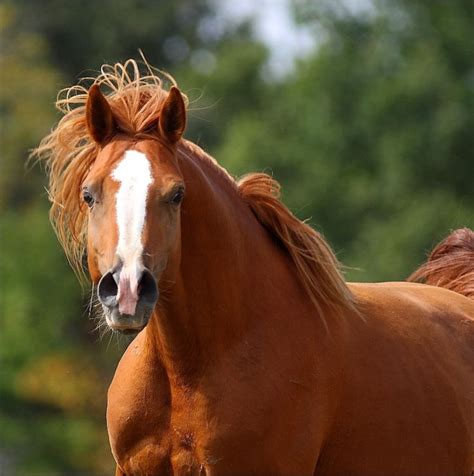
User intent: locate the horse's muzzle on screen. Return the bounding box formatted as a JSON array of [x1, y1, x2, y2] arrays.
[[97, 266, 158, 332]]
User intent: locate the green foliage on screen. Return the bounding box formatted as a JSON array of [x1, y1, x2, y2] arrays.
[[218, 0, 474, 280], [9, 0, 212, 79], [0, 4, 64, 210], [0, 204, 117, 473], [1, 0, 473, 473], [180, 35, 268, 149]]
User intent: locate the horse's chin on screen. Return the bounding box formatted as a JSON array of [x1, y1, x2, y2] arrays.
[[103, 306, 152, 334], [118, 327, 143, 337]]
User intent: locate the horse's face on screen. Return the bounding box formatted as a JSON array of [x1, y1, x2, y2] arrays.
[[83, 85, 186, 333]]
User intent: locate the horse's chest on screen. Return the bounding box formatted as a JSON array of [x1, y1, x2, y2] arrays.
[[107, 332, 317, 475], [111, 409, 220, 476], [117, 441, 203, 476], [107, 345, 215, 474], [109, 382, 265, 475]]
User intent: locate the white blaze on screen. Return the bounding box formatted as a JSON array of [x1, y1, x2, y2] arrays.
[[111, 150, 153, 269]]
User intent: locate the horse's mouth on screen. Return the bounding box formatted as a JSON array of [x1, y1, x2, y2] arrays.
[[107, 319, 147, 333], [103, 306, 153, 333], [118, 327, 143, 336]]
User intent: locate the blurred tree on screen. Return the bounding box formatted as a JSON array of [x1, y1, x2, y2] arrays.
[[0, 6, 115, 471], [0, 4, 63, 210], [179, 31, 268, 151], [10, 0, 211, 79], [218, 0, 474, 280]]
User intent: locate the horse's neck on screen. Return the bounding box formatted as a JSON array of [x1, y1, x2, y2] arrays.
[[147, 148, 322, 383]]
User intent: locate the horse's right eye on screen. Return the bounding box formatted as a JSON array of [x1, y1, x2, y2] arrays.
[[170, 189, 184, 205], [83, 188, 95, 207]]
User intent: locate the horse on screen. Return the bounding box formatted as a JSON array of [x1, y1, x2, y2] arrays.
[[34, 59, 474, 476]]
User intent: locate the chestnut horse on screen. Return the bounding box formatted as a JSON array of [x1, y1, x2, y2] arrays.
[[35, 60, 474, 476]]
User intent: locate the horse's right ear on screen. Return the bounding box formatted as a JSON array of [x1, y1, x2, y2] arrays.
[[86, 85, 116, 145], [159, 86, 186, 143]]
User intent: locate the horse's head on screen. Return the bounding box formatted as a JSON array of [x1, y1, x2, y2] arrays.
[[83, 85, 186, 333]]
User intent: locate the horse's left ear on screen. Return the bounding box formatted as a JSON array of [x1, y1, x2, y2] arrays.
[[86, 84, 116, 145], [159, 86, 186, 143]]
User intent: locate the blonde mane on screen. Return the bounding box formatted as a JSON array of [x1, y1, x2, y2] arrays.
[[32, 59, 187, 280], [33, 58, 356, 316]]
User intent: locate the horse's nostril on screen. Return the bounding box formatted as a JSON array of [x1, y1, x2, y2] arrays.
[[97, 268, 158, 311], [98, 271, 118, 307], [138, 269, 159, 305]]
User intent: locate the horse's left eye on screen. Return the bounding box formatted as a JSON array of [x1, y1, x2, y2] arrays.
[[83, 188, 95, 207], [170, 189, 184, 205]]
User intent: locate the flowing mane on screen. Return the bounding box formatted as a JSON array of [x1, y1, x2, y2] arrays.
[[408, 228, 474, 299], [238, 173, 357, 317], [33, 58, 356, 315]]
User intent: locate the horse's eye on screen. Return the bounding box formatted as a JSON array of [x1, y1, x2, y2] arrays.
[[170, 189, 184, 205], [82, 188, 95, 208]]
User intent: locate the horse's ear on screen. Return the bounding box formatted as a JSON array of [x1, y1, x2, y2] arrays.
[[159, 86, 186, 143], [86, 84, 116, 144]]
